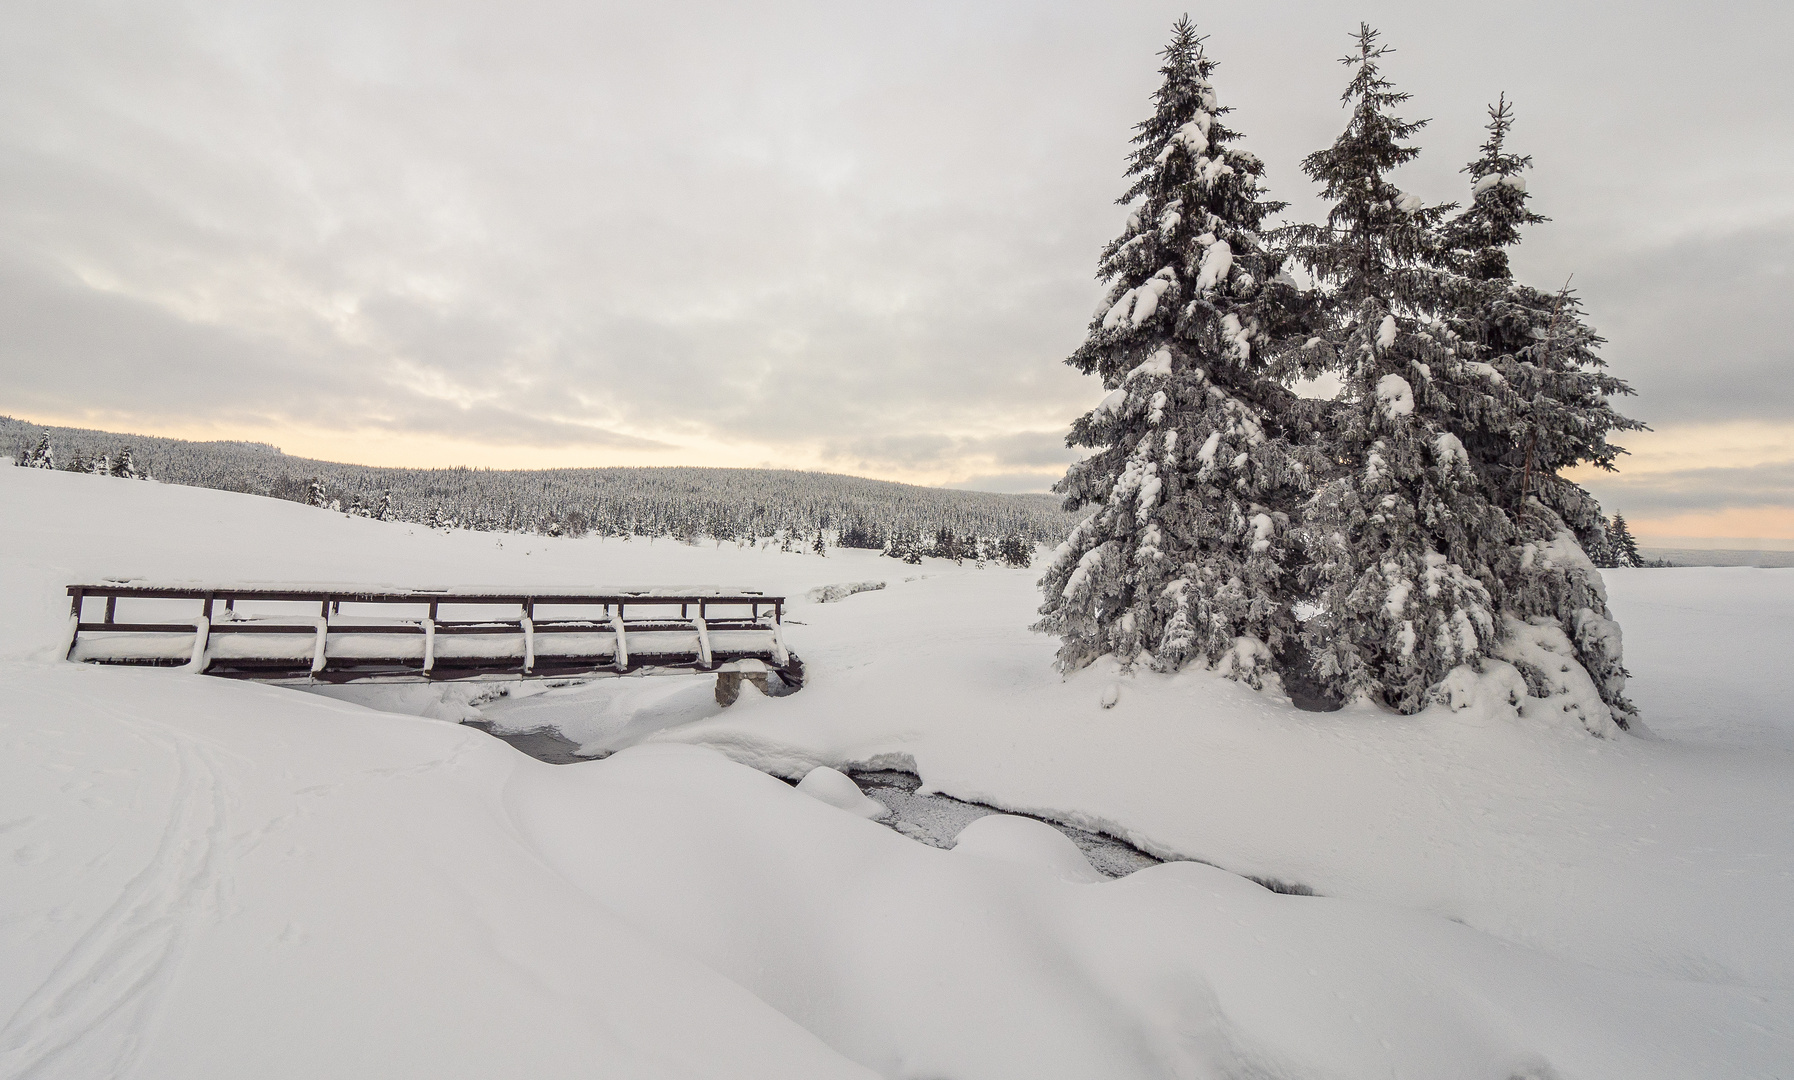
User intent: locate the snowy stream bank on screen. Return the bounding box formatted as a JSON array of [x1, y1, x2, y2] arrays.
[[462, 713, 1174, 881], [6, 469, 1793, 1079]]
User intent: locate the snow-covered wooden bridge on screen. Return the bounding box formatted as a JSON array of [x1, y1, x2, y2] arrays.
[[64, 583, 801, 704]]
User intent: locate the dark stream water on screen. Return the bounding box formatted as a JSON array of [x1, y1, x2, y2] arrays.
[[463, 720, 590, 764], [846, 769, 1162, 878], [464, 724, 1168, 879]]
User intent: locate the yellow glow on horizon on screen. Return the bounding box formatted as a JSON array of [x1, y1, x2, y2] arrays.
[[1598, 420, 1794, 474], [1563, 420, 1794, 542], [14, 410, 1054, 491], [1627, 506, 1794, 547], [22, 412, 1794, 536]]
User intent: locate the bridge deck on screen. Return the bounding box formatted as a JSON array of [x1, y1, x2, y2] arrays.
[[63, 583, 799, 691]]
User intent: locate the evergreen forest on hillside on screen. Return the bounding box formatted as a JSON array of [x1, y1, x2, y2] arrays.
[[1, 416, 1070, 565]]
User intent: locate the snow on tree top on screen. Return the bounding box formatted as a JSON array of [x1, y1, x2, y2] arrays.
[[1472, 172, 1526, 195]]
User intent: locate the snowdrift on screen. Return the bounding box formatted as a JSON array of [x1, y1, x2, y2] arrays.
[[2, 466, 1791, 1078]]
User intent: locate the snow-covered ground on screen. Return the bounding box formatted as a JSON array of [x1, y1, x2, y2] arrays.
[[3, 465, 1791, 1078]]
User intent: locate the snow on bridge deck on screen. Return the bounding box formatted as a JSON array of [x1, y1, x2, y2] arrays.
[[63, 582, 799, 700]]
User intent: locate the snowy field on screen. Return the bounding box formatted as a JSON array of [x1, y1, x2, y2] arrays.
[[2, 466, 1791, 1079]]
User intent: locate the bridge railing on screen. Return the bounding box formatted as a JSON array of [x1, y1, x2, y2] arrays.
[[63, 583, 796, 690]]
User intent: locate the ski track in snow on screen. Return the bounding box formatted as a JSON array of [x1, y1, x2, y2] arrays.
[[0, 687, 233, 1080]]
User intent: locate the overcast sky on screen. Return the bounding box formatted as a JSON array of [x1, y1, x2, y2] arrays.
[[2, 0, 1790, 543]]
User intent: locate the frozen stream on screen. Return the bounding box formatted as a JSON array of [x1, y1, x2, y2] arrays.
[[464, 720, 1169, 880], [847, 769, 1162, 878], [463, 719, 591, 764], [305, 681, 1318, 890]]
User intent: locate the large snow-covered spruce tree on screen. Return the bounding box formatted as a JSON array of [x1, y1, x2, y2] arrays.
[[1288, 29, 1641, 731], [1288, 26, 1521, 714], [1439, 96, 1646, 727], [1036, 19, 1313, 685]]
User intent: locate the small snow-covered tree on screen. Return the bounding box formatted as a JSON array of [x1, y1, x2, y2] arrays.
[[1288, 26, 1519, 712], [1036, 18, 1314, 684], [1584, 520, 1618, 569], [23, 434, 55, 469], [997, 532, 1032, 569], [707, 506, 737, 547], [1608, 515, 1642, 568], [882, 522, 922, 563], [932, 527, 963, 563]]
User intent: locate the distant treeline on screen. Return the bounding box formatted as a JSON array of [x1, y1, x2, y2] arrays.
[[4, 417, 1077, 564]]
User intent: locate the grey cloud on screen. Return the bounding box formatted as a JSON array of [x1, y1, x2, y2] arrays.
[[974, 431, 1084, 470], [0, 0, 1789, 486], [821, 429, 1079, 478], [1572, 224, 1794, 426], [357, 401, 667, 452], [946, 472, 1065, 496], [0, 254, 659, 450], [0, 255, 325, 419], [1583, 461, 1794, 516]]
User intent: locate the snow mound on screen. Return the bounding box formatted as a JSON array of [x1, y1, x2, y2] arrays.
[[796, 766, 891, 820], [1376, 373, 1414, 418], [304, 681, 499, 723], [1102, 267, 1176, 329], [1196, 239, 1232, 291], [953, 814, 1106, 883], [1126, 348, 1172, 381], [1432, 431, 1468, 472], [1493, 616, 1623, 737], [1091, 387, 1128, 421], [806, 581, 887, 604], [6, 461, 1794, 1077]]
